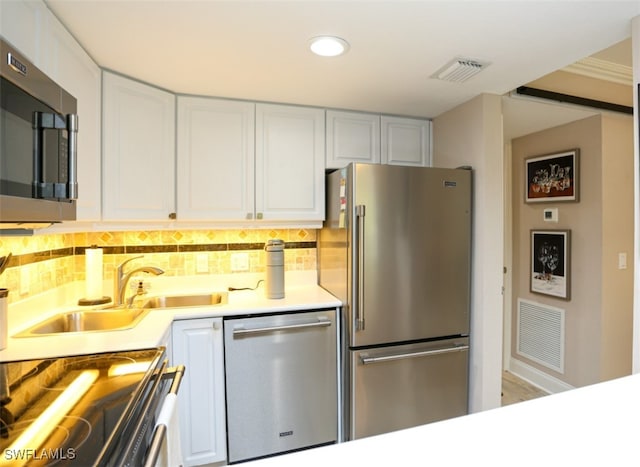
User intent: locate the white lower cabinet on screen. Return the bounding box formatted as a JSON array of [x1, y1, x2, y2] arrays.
[[172, 318, 227, 466]]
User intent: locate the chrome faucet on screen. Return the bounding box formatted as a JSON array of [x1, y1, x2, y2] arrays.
[[114, 256, 165, 306]]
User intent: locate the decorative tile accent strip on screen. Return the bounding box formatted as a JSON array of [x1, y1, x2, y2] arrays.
[[178, 244, 228, 252]]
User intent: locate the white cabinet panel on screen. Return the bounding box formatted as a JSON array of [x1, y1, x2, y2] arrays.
[[381, 116, 431, 167], [172, 318, 226, 466], [326, 110, 380, 169], [256, 103, 325, 221], [177, 97, 254, 220], [0, 0, 44, 68], [44, 14, 102, 221], [102, 71, 175, 220]]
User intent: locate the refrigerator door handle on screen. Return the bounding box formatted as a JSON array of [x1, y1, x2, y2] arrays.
[[359, 344, 470, 365], [355, 204, 366, 331], [232, 318, 332, 336]]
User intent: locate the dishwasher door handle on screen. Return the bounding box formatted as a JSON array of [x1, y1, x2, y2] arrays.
[[360, 344, 469, 365], [232, 318, 332, 336]]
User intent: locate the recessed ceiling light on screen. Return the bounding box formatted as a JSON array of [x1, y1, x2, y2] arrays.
[[309, 36, 350, 57]]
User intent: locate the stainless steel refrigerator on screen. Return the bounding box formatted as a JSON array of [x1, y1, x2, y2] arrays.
[[319, 163, 471, 441]]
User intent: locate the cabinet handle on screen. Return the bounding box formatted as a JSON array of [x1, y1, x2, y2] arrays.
[[168, 212, 177, 220], [246, 212, 253, 220], [256, 212, 263, 220]]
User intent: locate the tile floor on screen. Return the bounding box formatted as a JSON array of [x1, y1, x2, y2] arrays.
[[501, 371, 549, 406]]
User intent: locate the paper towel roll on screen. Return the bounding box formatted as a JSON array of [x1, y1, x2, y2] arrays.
[[85, 247, 103, 300]]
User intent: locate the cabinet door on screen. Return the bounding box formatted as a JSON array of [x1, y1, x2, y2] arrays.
[[381, 116, 431, 167], [255, 103, 325, 221], [45, 14, 102, 221], [177, 97, 255, 220], [326, 110, 380, 169], [0, 1, 44, 68], [102, 71, 176, 220], [172, 318, 227, 466]]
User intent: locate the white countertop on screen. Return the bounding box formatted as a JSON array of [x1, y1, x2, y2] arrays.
[[243, 371, 640, 466], [0, 272, 341, 362]]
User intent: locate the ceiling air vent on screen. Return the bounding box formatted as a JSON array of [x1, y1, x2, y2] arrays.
[[432, 57, 490, 83]]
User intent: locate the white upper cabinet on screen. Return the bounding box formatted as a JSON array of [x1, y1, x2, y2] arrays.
[[381, 116, 431, 167], [177, 97, 255, 221], [255, 104, 325, 222], [326, 110, 381, 169], [102, 71, 176, 220], [177, 99, 325, 224], [0, 0, 44, 67], [327, 112, 431, 169]]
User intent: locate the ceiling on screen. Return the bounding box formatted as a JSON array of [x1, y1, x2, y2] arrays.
[[45, 0, 639, 140]]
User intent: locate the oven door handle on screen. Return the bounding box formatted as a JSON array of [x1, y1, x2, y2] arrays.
[[143, 365, 186, 467], [164, 364, 186, 395]]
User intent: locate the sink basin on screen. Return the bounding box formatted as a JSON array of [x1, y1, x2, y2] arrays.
[[15, 308, 151, 337], [13, 292, 227, 338], [141, 292, 228, 309]]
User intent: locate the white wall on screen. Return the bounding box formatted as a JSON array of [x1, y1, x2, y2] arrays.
[[432, 94, 505, 412]]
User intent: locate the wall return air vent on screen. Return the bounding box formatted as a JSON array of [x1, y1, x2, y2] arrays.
[[432, 57, 490, 83]]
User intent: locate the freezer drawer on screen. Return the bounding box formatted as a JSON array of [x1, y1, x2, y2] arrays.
[[349, 337, 469, 440], [224, 310, 338, 464]]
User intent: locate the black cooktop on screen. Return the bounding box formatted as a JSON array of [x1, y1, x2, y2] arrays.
[[0, 348, 165, 466]]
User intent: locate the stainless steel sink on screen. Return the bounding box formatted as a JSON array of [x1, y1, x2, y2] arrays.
[[141, 292, 228, 309], [14, 307, 151, 337], [14, 292, 227, 338]]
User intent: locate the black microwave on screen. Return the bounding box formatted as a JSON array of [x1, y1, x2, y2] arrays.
[[0, 37, 78, 228]]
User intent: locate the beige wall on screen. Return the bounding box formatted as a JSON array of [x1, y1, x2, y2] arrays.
[[600, 115, 635, 380], [433, 93, 505, 412], [511, 114, 634, 387]]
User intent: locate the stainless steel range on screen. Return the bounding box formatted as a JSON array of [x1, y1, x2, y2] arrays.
[[0, 348, 183, 466]]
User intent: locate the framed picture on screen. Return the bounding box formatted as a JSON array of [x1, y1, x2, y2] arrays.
[[525, 149, 579, 203], [531, 229, 571, 300]]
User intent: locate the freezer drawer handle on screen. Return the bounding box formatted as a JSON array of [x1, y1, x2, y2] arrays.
[[232, 318, 332, 336], [359, 344, 469, 365]]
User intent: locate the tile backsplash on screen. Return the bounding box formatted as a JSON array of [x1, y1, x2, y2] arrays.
[[0, 229, 317, 304]]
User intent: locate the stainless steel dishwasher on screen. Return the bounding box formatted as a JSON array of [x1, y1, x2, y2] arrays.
[[224, 308, 338, 464]]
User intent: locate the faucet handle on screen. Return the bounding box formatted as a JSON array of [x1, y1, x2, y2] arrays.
[[117, 255, 143, 272]]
